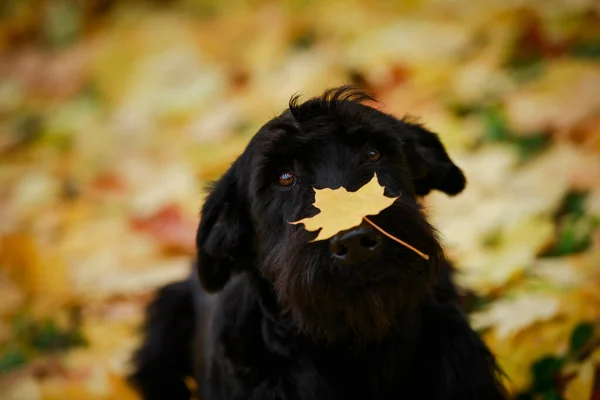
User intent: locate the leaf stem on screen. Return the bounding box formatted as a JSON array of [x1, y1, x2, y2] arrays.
[[363, 217, 430, 260]]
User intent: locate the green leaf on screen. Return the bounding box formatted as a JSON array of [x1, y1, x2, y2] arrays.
[[541, 388, 563, 400], [569, 322, 594, 355], [558, 191, 589, 220], [531, 356, 564, 392], [471, 297, 492, 312], [481, 107, 549, 162], [571, 39, 600, 60], [10, 313, 87, 356], [68, 330, 87, 347], [510, 61, 547, 84], [292, 29, 317, 49], [448, 102, 480, 118], [549, 216, 593, 256], [513, 133, 550, 162], [30, 318, 88, 351], [0, 346, 29, 373], [31, 319, 62, 350], [482, 107, 510, 142]]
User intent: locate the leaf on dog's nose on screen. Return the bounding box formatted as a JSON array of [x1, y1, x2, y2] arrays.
[[290, 173, 430, 259], [290, 173, 398, 242]]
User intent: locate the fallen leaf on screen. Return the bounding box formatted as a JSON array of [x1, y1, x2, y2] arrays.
[[0, 373, 41, 400], [476, 248, 600, 394], [91, 172, 127, 193], [471, 294, 561, 339], [564, 359, 596, 400], [0, 276, 24, 318], [343, 18, 472, 77], [130, 203, 197, 255], [2, 2, 600, 398], [570, 152, 600, 191], [483, 318, 575, 393], [505, 60, 600, 136], [290, 173, 399, 242], [455, 215, 555, 294], [587, 189, 600, 217], [0, 233, 72, 311], [77, 257, 190, 299]]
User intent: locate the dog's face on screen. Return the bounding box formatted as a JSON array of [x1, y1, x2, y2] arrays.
[[196, 87, 466, 342]]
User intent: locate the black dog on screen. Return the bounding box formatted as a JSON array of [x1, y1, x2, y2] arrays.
[[129, 87, 508, 399]]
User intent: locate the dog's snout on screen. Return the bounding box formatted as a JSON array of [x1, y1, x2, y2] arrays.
[[330, 224, 381, 265]]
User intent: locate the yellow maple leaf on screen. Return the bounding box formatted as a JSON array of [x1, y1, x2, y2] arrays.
[[290, 173, 398, 241], [290, 173, 429, 259]]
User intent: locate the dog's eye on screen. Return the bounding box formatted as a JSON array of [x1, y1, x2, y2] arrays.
[[276, 171, 297, 187], [366, 149, 381, 161]]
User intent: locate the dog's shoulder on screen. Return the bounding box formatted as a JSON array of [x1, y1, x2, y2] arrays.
[[202, 272, 305, 397], [207, 273, 278, 367], [211, 273, 262, 336]]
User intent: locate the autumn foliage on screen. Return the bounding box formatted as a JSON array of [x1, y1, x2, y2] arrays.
[[1, 0, 600, 399]]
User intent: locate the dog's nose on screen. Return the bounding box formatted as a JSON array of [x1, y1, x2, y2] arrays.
[[330, 224, 381, 265]]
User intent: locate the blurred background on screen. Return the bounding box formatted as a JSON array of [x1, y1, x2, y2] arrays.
[[0, 0, 599, 398]]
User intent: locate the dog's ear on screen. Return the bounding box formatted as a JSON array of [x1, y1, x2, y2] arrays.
[[401, 121, 467, 197], [195, 160, 253, 292]]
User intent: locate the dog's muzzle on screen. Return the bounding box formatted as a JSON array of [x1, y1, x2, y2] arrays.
[[329, 222, 382, 265]]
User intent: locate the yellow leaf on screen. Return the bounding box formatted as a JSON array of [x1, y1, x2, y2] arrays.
[[455, 216, 555, 295], [470, 294, 561, 339], [0, 374, 42, 400], [505, 60, 600, 135], [0, 233, 72, 312], [290, 173, 399, 242], [476, 246, 600, 394], [483, 318, 574, 393], [564, 359, 596, 400]]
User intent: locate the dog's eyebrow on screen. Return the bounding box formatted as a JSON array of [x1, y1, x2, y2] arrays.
[[251, 122, 303, 161], [267, 120, 299, 135]]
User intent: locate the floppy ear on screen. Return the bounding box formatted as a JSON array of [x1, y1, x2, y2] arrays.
[[195, 161, 254, 292], [401, 120, 467, 197]]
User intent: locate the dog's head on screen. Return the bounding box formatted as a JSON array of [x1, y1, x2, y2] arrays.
[[196, 86, 466, 342]]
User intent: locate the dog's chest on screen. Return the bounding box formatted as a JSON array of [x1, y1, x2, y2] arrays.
[[312, 343, 418, 398]]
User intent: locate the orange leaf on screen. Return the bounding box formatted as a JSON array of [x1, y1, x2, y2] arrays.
[[130, 204, 196, 255]]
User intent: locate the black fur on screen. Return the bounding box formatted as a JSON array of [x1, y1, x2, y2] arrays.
[[130, 86, 508, 399], [129, 280, 195, 399]]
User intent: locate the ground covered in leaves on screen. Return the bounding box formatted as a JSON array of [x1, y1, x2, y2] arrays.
[[1, 0, 600, 399]]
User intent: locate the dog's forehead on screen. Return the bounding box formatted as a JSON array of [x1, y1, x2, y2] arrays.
[[250, 111, 400, 162]]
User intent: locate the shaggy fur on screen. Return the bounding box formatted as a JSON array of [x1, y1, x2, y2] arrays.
[[129, 86, 508, 399]]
